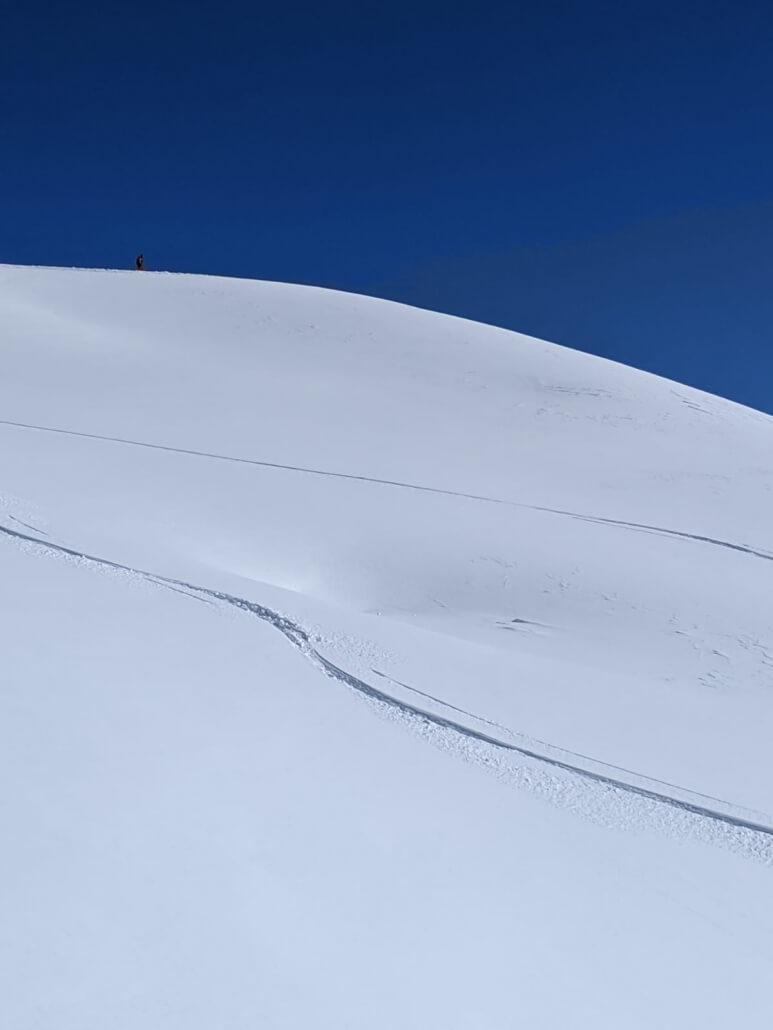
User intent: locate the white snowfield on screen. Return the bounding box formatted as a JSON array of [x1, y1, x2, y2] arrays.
[[1, 264, 772, 1028]]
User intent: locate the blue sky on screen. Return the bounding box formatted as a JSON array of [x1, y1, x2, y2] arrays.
[[2, 0, 771, 412]]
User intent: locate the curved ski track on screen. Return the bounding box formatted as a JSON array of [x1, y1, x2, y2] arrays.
[[1, 417, 771, 564], [2, 519, 772, 863]]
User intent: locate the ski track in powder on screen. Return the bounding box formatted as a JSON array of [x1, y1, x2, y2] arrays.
[[1, 417, 771, 564], [2, 518, 772, 865]]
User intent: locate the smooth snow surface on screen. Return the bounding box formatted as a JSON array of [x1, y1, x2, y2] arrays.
[[2, 264, 772, 1028]]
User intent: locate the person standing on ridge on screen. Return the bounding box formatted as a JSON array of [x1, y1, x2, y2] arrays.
[[135, 254, 144, 270]]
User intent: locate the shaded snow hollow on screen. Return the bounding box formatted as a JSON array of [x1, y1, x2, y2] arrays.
[[1, 264, 772, 1028]]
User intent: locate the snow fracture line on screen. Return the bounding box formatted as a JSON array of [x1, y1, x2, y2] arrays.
[[1, 417, 771, 563], [2, 519, 773, 843]]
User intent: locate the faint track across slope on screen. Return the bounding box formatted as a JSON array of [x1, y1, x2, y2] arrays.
[[1, 417, 771, 563]]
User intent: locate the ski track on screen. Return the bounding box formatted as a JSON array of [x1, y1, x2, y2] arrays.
[[371, 670, 750, 813], [1, 417, 771, 563], [2, 518, 772, 863], [8, 514, 48, 535]]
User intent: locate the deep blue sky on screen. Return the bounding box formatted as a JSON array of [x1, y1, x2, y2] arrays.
[[2, 1, 772, 412]]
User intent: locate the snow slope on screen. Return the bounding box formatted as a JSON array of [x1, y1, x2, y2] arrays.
[[1, 264, 772, 1028]]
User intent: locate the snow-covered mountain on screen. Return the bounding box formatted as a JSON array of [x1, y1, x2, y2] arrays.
[[2, 263, 772, 1028]]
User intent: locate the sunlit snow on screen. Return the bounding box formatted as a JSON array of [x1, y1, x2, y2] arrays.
[[2, 264, 772, 1028]]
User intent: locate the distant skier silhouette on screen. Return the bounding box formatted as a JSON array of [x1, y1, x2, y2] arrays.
[[135, 254, 144, 271]]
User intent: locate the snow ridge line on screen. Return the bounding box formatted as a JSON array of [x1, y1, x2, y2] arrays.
[[2, 519, 772, 849], [1, 417, 771, 563]]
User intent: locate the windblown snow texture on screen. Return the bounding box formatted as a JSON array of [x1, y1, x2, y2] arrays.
[[1, 264, 772, 1029]]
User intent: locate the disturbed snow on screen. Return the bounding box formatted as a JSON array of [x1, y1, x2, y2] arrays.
[[1, 264, 772, 1028]]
